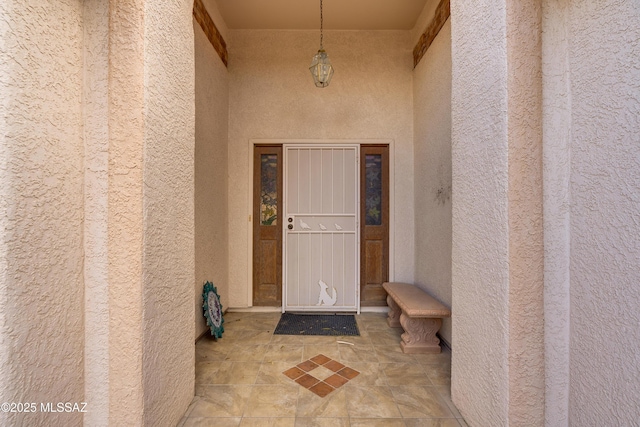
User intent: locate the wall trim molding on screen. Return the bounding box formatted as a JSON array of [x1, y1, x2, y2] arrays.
[[193, 0, 228, 67], [413, 0, 450, 68]]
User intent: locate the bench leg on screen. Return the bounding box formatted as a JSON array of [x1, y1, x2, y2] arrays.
[[386, 296, 401, 328], [399, 313, 442, 354]]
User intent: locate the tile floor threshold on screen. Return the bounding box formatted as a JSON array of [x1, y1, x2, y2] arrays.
[[178, 311, 467, 427]]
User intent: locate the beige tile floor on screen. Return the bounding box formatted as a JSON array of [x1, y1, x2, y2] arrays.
[[178, 311, 468, 427]]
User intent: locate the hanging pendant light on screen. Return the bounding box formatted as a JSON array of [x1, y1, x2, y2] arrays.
[[309, 0, 334, 88]]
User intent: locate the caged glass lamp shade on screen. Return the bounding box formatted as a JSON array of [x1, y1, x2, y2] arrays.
[[309, 49, 334, 88]]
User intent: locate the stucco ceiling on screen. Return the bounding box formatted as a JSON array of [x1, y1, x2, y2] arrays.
[[214, 0, 429, 30]]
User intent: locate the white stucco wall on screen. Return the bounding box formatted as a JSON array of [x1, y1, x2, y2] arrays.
[[450, 1, 510, 424], [140, 0, 195, 425], [194, 14, 230, 339], [541, 2, 572, 424], [506, 1, 545, 425], [453, 0, 638, 425], [107, 2, 147, 423], [2, 0, 194, 425], [107, 0, 196, 424], [108, 1, 195, 425], [227, 29, 415, 308], [0, 2, 85, 426], [563, 1, 640, 424], [83, 0, 110, 424], [413, 19, 453, 345], [450, 0, 546, 425]]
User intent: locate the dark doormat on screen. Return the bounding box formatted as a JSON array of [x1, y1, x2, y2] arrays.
[[274, 313, 360, 336]]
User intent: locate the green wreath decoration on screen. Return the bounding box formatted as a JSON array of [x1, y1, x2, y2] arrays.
[[202, 281, 224, 338]]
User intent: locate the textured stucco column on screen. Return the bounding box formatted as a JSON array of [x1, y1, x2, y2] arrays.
[[547, 1, 640, 425], [542, 1, 640, 425], [108, 0, 195, 425], [84, 0, 110, 424], [505, 0, 545, 425], [451, 0, 544, 425], [140, 0, 195, 424], [0, 2, 85, 426], [108, 0, 146, 424], [541, 1, 571, 425]]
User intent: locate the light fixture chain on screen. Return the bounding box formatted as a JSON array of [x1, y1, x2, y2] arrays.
[[309, 0, 333, 88], [320, 0, 324, 50]]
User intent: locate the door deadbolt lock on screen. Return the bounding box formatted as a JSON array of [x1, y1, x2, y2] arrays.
[[288, 217, 293, 223]]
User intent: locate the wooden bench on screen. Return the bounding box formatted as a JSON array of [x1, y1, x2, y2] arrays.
[[383, 282, 451, 354]]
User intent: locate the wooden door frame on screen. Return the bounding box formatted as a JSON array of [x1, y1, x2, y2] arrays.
[[247, 139, 395, 309]]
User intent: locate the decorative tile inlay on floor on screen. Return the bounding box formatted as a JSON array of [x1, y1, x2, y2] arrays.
[[283, 354, 360, 397]]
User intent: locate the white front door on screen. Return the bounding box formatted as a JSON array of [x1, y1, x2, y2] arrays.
[[283, 145, 360, 312]]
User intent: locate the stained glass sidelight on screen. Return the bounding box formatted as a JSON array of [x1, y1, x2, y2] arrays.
[[260, 154, 278, 225], [365, 154, 382, 225]]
